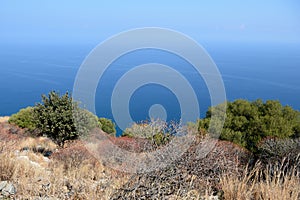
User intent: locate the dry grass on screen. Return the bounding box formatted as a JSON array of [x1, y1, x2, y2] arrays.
[[1, 141, 299, 199], [18, 136, 58, 153], [0, 116, 9, 123], [0, 133, 129, 199], [220, 160, 300, 200], [0, 122, 299, 199]]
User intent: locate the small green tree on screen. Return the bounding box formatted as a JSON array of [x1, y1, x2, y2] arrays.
[[8, 106, 37, 131], [34, 91, 99, 146], [98, 117, 116, 136]]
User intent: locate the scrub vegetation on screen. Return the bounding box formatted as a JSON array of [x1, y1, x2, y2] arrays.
[[2, 93, 299, 199]]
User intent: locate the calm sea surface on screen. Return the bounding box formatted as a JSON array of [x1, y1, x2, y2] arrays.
[[1, 41, 299, 132]]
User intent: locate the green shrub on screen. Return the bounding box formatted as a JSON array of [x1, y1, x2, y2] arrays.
[[199, 99, 300, 152], [122, 122, 160, 139], [122, 119, 167, 138], [292, 116, 300, 138], [8, 106, 37, 131], [152, 132, 171, 146], [122, 119, 175, 146], [34, 91, 99, 146], [98, 117, 116, 136], [73, 108, 101, 138]]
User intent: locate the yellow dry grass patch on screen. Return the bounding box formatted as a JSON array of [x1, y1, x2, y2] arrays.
[[220, 162, 300, 200], [0, 137, 129, 199], [18, 136, 58, 152], [0, 116, 10, 123], [1, 127, 299, 199]]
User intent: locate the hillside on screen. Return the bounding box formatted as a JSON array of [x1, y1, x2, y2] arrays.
[[0, 120, 299, 199]]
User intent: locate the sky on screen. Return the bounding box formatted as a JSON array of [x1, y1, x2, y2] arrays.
[[0, 0, 300, 44]]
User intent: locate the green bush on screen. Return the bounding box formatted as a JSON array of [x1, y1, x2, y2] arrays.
[[122, 119, 174, 146], [8, 106, 37, 131], [34, 91, 99, 146], [98, 117, 116, 136], [199, 99, 300, 152], [122, 122, 160, 139], [122, 119, 167, 138], [73, 108, 101, 138], [152, 132, 171, 146], [292, 116, 300, 138]]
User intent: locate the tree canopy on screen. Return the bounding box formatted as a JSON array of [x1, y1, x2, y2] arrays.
[[199, 99, 300, 152], [33, 91, 100, 146]]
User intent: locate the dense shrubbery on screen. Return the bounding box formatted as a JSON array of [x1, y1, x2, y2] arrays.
[[33, 91, 100, 146], [73, 107, 101, 137], [98, 117, 116, 136], [8, 91, 119, 146], [8, 106, 37, 131], [199, 99, 300, 152], [9, 94, 300, 154]]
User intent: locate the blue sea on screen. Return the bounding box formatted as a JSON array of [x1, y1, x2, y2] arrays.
[[1, 41, 300, 132]]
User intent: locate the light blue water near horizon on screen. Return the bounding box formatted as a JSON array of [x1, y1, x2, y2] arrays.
[[1, 41, 300, 131]]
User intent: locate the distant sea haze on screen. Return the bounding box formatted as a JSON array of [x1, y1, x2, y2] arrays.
[[1, 41, 300, 128]]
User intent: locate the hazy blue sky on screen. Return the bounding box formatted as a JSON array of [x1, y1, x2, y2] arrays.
[[1, 0, 299, 44]]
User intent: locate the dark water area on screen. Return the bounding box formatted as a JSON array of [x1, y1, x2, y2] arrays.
[[1, 41, 299, 133]]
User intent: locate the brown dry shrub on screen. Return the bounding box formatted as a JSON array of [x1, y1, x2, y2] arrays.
[[50, 141, 97, 170]]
